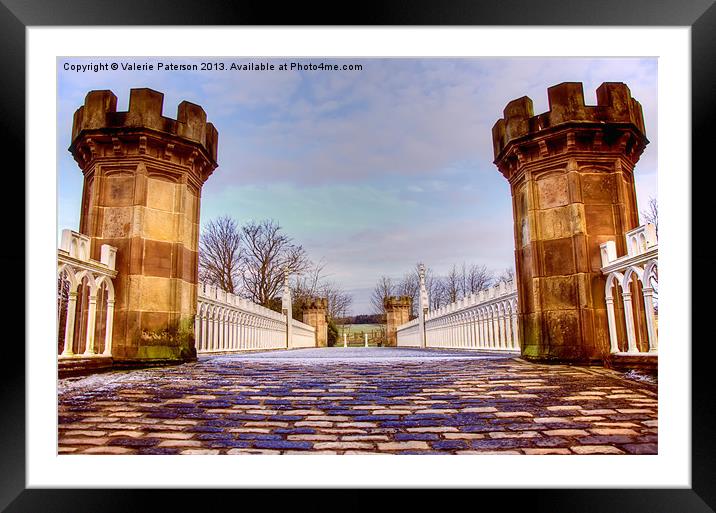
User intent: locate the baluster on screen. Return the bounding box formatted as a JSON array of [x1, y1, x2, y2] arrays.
[[605, 296, 620, 354], [103, 299, 114, 356], [61, 291, 78, 356], [83, 291, 98, 355], [642, 287, 658, 352], [622, 292, 639, 353]]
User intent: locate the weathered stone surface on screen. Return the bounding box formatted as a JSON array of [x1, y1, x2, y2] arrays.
[[492, 82, 648, 363], [69, 88, 218, 364], [384, 296, 412, 347], [302, 298, 328, 347]]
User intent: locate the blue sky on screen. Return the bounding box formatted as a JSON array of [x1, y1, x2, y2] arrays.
[[57, 57, 658, 315]]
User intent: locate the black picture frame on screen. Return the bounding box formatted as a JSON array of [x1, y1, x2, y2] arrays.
[[3, 0, 712, 510]]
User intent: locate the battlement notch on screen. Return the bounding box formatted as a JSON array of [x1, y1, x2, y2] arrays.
[[492, 82, 647, 161], [71, 88, 218, 165], [304, 298, 329, 310], [384, 296, 412, 309]]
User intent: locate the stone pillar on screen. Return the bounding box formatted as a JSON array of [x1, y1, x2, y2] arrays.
[[302, 298, 328, 347], [69, 88, 218, 363], [384, 296, 412, 347], [417, 263, 428, 348], [281, 272, 293, 349], [62, 291, 78, 356], [642, 286, 658, 352], [492, 82, 648, 362]]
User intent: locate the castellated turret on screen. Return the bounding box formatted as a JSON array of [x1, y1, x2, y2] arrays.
[[302, 297, 328, 347], [70, 88, 218, 185], [491, 82, 648, 363], [384, 296, 412, 347], [492, 82, 647, 181], [304, 298, 329, 311], [69, 88, 219, 364]]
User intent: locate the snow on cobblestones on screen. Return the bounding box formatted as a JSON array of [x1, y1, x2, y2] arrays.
[[58, 347, 657, 455]]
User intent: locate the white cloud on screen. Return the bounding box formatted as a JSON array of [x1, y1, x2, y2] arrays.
[[58, 57, 658, 314]]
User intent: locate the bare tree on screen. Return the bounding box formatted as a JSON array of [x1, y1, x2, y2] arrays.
[[291, 260, 352, 321], [320, 282, 353, 321], [464, 264, 494, 295], [397, 271, 419, 317], [292, 260, 324, 299], [198, 215, 243, 294], [641, 196, 658, 235], [444, 264, 461, 303], [240, 219, 310, 307], [495, 267, 515, 284], [421, 263, 494, 309], [426, 269, 446, 310], [397, 272, 419, 299], [371, 275, 394, 318], [290, 261, 322, 319]]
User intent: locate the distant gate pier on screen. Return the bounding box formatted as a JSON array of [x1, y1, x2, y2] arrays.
[[384, 296, 412, 347]]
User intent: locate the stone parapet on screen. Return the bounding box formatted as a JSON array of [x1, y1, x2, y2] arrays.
[[492, 82, 647, 166], [71, 88, 217, 164], [384, 296, 412, 310], [304, 298, 329, 311]]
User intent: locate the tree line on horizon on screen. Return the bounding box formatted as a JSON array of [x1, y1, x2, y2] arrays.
[[370, 263, 515, 321]]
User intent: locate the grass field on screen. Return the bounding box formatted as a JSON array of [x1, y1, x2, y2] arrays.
[[337, 323, 382, 336], [335, 323, 384, 346]]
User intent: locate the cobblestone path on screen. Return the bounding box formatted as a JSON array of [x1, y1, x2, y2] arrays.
[[58, 348, 658, 455]]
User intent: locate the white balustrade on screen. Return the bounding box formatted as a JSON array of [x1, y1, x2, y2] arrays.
[[600, 224, 658, 354], [291, 318, 317, 348], [396, 280, 519, 352], [57, 229, 118, 358], [195, 282, 316, 353]]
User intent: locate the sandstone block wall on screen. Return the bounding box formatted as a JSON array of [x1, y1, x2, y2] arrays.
[[69, 88, 218, 363], [302, 298, 328, 347], [384, 296, 412, 347], [492, 82, 648, 363]]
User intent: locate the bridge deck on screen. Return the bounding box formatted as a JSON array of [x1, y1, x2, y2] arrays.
[[58, 347, 657, 455]]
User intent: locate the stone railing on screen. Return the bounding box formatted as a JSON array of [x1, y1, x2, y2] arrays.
[[195, 283, 316, 353], [291, 318, 317, 348], [397, 280, 519, 351], [57, 230, 118, 358], [600, 224, 658, 354]]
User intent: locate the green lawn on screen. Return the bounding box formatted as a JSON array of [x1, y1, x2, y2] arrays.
[[334, 323, 384, 346], [338, 323, 382, 336]]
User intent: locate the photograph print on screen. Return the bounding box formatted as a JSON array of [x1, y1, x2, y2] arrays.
[[56, 56, 658, 456]]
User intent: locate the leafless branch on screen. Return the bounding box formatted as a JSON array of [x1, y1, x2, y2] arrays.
[[198, 215, 243, 294]]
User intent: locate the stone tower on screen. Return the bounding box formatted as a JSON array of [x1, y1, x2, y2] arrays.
[[384, 296, 412, 347], [302, 298, 328, 347], [69, 88, 218, 363], [492, 82, 648, 363]]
